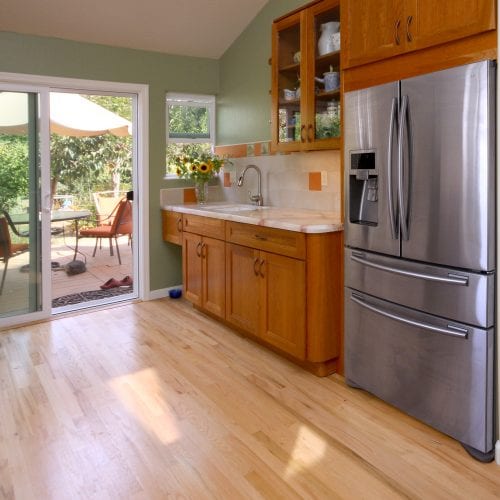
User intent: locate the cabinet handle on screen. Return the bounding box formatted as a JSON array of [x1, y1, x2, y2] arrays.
[[201, 243, 206, 258], [176, 217, 182, 232], [196, 241, 202, 257], [253, 257, 260, 276], [307, 124, 314, 142], [184, 219, 188, 226], [406, 15, 413, 42], [254, 234, 267, 241], [300, 124, 306, 143], [394, 19, 401, 45], [259, 259, 265, 278]]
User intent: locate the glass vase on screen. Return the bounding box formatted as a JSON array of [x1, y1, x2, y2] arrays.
[[194, 180, 209, 204]]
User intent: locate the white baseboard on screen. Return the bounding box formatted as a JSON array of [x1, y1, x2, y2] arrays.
[[147, 285, 183, 301]]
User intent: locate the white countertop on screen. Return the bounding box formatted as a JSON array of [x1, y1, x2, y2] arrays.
[[162, 203, 343, 234]]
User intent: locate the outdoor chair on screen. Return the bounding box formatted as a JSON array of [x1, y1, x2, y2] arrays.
[[93, 191, 126, 226], [77, 198, 132, 265], [0, 214, 29, 295]]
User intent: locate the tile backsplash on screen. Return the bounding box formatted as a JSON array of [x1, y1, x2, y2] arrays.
[[161, 150, 341, 215]]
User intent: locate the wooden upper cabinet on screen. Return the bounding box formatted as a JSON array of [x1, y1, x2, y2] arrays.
[[342, 0, 496, 69], [409, 0, 496, 51], [341, 0, 404, 68], [271, 0, 341, 153]]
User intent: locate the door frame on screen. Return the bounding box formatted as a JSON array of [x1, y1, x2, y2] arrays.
[[0, 72, 149, 328]]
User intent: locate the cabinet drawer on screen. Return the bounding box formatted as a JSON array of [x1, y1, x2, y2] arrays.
[[226, 222, 306, 259], [183, 214, 225, 239], [162, 210, 183, 245]]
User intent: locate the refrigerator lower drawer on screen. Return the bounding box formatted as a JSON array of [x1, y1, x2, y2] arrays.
[[345, 248, 494, 328], [345, 288, 494, 454]]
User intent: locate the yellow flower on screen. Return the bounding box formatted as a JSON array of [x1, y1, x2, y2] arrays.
[[198, 162, 212, 173], [189, 163, 197, 172]]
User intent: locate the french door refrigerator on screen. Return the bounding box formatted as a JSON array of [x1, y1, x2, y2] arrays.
[[344, 60, 496, 462]]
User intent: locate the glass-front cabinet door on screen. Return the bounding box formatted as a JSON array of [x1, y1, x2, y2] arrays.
[[306, 0, 341, 149], [271, 0, 341, 153], [272, 11, 303, 152]]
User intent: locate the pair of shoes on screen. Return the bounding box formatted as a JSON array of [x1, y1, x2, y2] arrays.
[[120, 275, 133, 287], [100, 278, 121, 290]]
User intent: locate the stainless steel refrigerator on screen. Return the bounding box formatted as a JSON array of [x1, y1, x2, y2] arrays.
[[344, 60, 495, 462]]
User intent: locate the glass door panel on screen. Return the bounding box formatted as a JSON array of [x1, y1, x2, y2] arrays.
[[276, 16, 302, 146], [0, 91, 42, 318], [312, 4, 341, 143]]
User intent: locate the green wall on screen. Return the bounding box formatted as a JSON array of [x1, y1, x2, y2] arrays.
[[217, 0, 308, 145], [0, 31, 219, 291]]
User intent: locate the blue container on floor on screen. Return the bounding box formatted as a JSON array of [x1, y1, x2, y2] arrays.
[[168, 288, 182, 299]]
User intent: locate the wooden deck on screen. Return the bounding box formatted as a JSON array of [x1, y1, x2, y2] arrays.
[[0, 298, 499, 498], [0, 231, 132, 316]]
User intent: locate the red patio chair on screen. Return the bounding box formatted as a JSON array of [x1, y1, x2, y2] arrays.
[[76, 198, 132, 265]]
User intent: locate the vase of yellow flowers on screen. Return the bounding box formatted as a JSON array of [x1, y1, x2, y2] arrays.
[[171, 151, 228, 204]]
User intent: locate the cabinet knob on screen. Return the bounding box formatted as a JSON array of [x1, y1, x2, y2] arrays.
[[406, 15, 413, 42], [394, 19, 401, 45]]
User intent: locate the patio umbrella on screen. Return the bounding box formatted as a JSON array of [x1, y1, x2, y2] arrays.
[[0, 91, 131, 137]]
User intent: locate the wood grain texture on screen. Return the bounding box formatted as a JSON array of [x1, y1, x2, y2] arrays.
[[183, 214, 225, 240], [306, 232, 343, 365], [1, 298, 499, 499], [161, 209, 182, 245], [343, 30, 497, 92]]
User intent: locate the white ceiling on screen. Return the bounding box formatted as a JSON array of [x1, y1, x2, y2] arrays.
[[1, 0, 270, 59]]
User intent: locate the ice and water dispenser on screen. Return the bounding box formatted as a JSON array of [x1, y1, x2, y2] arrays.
[[348, 151, 378, 226]]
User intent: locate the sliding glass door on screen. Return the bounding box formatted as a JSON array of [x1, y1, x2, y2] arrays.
[[0, 88, 51, 323]]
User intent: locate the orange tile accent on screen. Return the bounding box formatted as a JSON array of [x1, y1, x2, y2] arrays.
[[183, 188, 197, 203], [309, 172, 322, 191], [223, 172, 231, 187], [215, 144, 248, 158]]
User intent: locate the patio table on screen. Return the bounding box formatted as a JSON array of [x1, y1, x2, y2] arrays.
[[10, 210, 91, 260]]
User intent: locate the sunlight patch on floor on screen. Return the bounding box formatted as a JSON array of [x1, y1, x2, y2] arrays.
[[285, 424, 327, 478], [109, 367, 180, 444]]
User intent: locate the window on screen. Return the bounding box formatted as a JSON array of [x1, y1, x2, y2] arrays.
[[166, 93, 215, 176]]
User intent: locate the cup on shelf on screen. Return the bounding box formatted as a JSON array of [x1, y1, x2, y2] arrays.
[[283, 88, 296, 100]]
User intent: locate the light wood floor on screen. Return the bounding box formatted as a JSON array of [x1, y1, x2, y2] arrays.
[[0, 298, 498, 499]]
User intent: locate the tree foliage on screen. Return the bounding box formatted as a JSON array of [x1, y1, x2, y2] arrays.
[[0, 136, 29, 211]]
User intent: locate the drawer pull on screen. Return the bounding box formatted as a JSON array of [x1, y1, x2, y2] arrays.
[[253, 257, 260, 276], [177, 217, 182, 232], [254, 234, 267, 241], [406, 15, 413, 42], [201, 243, 206, 258], [196, 241, 202, 257], [394, 18, 401, 45], [259, 259, 265, 278]]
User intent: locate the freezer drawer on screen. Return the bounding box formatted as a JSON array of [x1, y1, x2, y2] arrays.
[[345, 249, 495, 328], [345, 289, 494, 454]]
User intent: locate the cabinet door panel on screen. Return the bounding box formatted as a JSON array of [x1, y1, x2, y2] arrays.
[[343, 0, 404, 68], [260, 252, 306, 359], [225, 244, 260, 336], [162, 210, 182, 245], [182, 232, 202, 306], [410, 0, 495, 51], [202, 237, 225, 319]]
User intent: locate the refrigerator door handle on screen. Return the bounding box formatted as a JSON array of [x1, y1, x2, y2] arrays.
[[387, 97, 399, 239], [350, 252, 469, 285], [398, 95, 410, 240], [350, 293, 469, 339]]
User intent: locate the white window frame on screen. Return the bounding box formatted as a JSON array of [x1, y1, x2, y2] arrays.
[[166, 92, 215, 144]]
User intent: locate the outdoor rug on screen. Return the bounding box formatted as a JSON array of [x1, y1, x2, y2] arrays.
[[52, 286, 132, 308]]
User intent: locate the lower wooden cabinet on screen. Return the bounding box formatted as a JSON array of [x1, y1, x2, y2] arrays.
[[183, 232, 225, 319], [162, 210, 183, 245], [225, 243, 306, 359], [178, 215, 342, 376]]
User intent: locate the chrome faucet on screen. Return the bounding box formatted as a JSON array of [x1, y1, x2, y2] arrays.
[[237, 164, 263, 206]]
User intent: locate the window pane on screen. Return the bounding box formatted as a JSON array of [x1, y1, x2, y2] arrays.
[[168, 104, 210, 139]]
